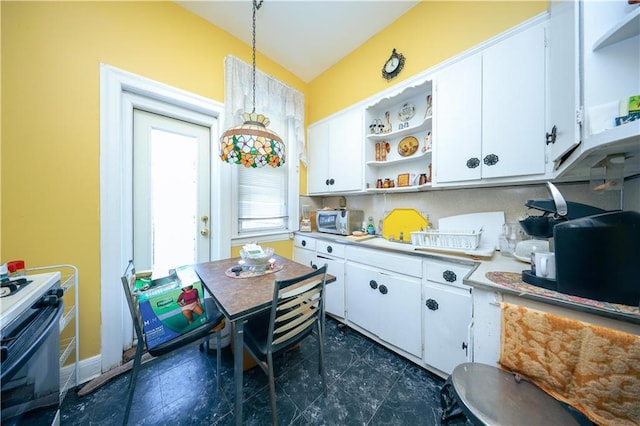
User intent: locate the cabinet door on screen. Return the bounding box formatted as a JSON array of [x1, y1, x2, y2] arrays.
[[472, 288, 503, 366], [435, 53, 482, 184], [307, 121, 330, 194], [376, 272, 422, 357], [345, 262, 379, 333], [547, 0, 581, 167], [423, 281, 472, 375], [293, 246, 317, 270], [482, 22, 546, 178], [329, 108, 363, 193], [318, 254, 345, 319]]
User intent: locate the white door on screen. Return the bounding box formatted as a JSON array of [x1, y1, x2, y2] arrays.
[[132, 109, 211, 274]]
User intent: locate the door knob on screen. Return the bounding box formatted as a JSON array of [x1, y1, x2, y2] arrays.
[[200, 228, 209, 236]]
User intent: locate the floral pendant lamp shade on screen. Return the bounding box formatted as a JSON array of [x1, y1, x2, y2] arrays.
[[220, 112, 285, 168], [219, 0, 286, 168]]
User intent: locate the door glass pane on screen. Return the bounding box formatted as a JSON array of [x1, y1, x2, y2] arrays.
[[150, 129, 198, 272]]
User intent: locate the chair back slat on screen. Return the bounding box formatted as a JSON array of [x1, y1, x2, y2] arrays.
[[267, 265, 327, 353], [273, 317, 316, 346]]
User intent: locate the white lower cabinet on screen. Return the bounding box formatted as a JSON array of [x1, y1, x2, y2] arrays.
[[422, 259, 473, 375], [423, 281, 472, 375], [293, 235, 346, 319], [345, 247, 422, 358], [472, 288, 503, 366]]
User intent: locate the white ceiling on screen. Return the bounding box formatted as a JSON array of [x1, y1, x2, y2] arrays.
[[175, 1, 419, 83]]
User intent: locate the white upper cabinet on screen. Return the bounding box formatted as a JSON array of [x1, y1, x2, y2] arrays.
[[547, 0, 581, 170], [552, 0, 640, 180], [307, 107, 364, 195], [434, 22, 546, 185], [482, 22, 546, 179], [434, 54, 482, 184]]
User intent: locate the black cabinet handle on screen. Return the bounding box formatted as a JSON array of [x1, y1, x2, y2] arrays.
[[483, 153, 499, 166], [379, 284, 388, 295], [329, 178, 335, 185], [311, 262, 318, 270], [327, 246, 333, 254], [546, 125, 557, 145], [425, 298, 439, 311], [369, 280, 378, 290], [325, 179, 330, 186], [462, 342, 468, 351], [443, 270, 457, 283], [301, 240, 307, 247], [466, 157, 480, 169]]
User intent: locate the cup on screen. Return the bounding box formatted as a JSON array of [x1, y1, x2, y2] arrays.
[[533, 252, 556, 280]]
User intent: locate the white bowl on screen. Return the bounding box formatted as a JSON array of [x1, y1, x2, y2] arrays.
[[239, 247, 275, 272], [515, 239, 549, 259]]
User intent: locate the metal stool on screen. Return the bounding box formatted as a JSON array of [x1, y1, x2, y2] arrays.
[[449, 363, 585, 426]]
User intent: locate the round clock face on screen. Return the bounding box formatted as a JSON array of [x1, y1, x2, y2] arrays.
[[385, 57, 400, 73], [382, 49, 405, 80]]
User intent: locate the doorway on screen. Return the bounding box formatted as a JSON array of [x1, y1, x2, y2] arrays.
[[132, 109, 211, 273], [100, 64, 230, 374]]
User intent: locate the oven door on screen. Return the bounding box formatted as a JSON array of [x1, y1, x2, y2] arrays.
[[1, 297, 63, 425]]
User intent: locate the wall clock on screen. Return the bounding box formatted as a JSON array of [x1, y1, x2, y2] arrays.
[[382, 48, 405, 80]]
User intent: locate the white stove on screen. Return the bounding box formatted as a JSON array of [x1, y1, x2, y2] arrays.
[[0, 272, 61, 330]]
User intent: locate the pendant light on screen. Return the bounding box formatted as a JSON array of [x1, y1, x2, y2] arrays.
[[220, 0, 286, 168]]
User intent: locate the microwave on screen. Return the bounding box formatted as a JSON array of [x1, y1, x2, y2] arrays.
[[316, 210, 364, 235]]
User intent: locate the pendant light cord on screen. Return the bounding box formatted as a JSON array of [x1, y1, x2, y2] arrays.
[[251, 0, 264, 114]]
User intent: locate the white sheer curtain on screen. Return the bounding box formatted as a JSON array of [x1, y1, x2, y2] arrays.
[[224, 55, 304, 237], [224, 55, 306, 165]]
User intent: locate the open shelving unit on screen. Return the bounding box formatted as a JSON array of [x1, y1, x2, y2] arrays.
[[27, 264, 79, 404]]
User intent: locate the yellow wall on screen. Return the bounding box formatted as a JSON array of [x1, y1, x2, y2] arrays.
[[1, 1, 306, 360], [1, 1, 545, 363], [307, 1, 547, 123]]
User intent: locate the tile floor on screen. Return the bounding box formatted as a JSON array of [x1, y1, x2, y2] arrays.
[[61, 317, 471, 425]]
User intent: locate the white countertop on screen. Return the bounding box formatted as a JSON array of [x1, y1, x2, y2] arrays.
[[297, 232, 640, 324]]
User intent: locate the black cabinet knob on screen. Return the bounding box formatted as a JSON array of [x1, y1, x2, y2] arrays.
[[379, 284, 388, 295], [325, 179, 330, 185], [329, 178, 335, 185], [425, 298, 439, 311], [327, 246, 333, 254], [301, 240, 307, 247], [466, 157, 480, 169], [443, 270, 457, 283], [483, 153, 499, 166], [369, 280, 378, 290], [462, 342, 468, 351]]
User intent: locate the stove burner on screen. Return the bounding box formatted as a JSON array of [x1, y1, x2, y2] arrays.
[[0, 278, 33, 298]]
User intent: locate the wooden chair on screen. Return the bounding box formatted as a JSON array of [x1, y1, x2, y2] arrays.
[[243, 264, 328, 425], [120, 260, 225, 425]]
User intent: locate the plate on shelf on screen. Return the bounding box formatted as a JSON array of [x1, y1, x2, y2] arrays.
[[398, 136, 419, 157], [398, 102, 415, 122]]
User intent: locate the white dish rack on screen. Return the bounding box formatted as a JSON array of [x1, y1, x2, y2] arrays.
[[410, 228, 483, 250]]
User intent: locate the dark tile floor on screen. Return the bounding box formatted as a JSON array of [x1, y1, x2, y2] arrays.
[[61, 318, 471, 425]]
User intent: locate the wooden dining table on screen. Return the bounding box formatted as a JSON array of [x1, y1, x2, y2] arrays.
[[193, 254, 335, 426]]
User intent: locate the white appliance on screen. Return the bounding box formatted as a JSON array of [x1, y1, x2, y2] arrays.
[[1, 272, 63, 425]]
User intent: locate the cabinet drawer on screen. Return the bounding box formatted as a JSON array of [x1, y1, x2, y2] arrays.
[[316, 240, 345, 257], [424, 259, 473, 287], [346, 246, 422, 278], [294, 235, 316, 250]]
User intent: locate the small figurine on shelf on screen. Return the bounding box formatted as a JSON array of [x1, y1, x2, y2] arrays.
[[425, 95, 433, 117], [423, 131, 432, 152], [375, 142, 381, 161], [383, 111, 392, 133]]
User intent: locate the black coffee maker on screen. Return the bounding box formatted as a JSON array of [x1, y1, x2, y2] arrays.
[[520, 182, 640, 306]]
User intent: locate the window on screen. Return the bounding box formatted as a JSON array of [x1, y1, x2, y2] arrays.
[[224, 56, 304, 238]]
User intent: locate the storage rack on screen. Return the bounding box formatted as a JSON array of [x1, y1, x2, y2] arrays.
[[27, 264, 79, 404]]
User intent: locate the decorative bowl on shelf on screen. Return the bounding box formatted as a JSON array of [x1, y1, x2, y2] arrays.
[[239, 247, 275, 272]]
